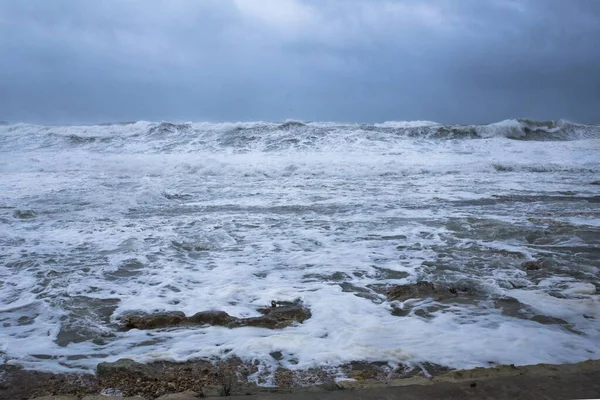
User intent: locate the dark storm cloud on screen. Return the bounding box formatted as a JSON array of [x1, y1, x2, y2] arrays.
[[0, 0, 599, 124]]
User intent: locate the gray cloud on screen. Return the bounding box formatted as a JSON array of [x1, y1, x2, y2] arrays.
[[1, 0, 599, 124]]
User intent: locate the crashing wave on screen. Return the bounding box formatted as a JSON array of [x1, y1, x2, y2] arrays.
[[472, 119, 598, 140], [1, 119, 598, 154]]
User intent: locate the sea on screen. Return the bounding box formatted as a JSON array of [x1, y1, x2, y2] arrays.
[[1, 119, 599, 379]]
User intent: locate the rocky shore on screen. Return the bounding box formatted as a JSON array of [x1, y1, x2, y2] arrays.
[[2, 282, 598, 399], [2, 358, 600, 400]]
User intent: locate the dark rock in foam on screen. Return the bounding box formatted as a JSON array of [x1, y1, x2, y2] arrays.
[[121, 302, 311, 330], [13, 209, 37, 219], [122, 311, 186, 330], [520, 258, 553, 271], [386, 281, 469, 302], [188, 311, 235, 326]]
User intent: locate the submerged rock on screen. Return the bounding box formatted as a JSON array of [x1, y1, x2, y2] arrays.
[[387, 281, 437, 301], [13, 209, 37, 219], [520, 258, 553, 271], [230, 303, 312, 329], [254, 303, 312, 328], [121, 302, 311, 331], [188, 311, 235, 326], [122, 311, 186, 330], [387, 281, 467, 302], [521, 261, 541, 271]]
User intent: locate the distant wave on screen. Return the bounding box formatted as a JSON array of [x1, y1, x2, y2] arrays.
[[1, 119, 598, 154]]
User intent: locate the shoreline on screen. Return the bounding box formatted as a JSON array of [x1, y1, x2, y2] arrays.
[[2, 358, 600, 400]]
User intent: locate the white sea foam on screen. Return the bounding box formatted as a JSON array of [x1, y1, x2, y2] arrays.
[[0, 120, 599, 375]]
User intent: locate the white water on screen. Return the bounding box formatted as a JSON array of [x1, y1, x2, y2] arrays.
[[0, 120, 599, 376]]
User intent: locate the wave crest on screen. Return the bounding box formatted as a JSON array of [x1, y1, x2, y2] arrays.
[[1, 119, 598, 153]]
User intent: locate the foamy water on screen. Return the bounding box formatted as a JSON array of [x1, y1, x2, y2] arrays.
[[0, 120, 599, 376]]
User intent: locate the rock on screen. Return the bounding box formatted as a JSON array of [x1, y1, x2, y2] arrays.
[[253, 304, 311, 328], [156, 390, 199, 399], [387, 281, 437, 301], [97, 359, 156, 377], [235, 303, 311, 329], [188, 311, 234, 326], [13, 209, 37, 219], [31, 397, 78, 400], [590, 181, 600, 185], [237, 315, 280, 329], [387, 281, 440, 301], [259, 304, 311, 321], [82, 396, 146, 400], [521, 261, 541, 271], [122, 311, 186, 330], [386, 281, 472, 303], [521, 258, 553, 271], [202, 385, 224, 397], [121, 302, 311, 331]]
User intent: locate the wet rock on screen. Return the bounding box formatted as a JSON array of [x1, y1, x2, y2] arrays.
[[156, 391, 199, 399], [590, 181, 600, 185], [188, 311, 234, 326], [97, 359, 156, 378], [253, 303, 311, 328], [414, 308, 437, 318], [520, 259, 553, 271], [122, 311, 186, 330], [13, 209, 37, 219], [448, 286, 470, 295], [339, 282, 383, 303], [495, 297, 525, 318], [387, 281, 437, 301], [521, 260, 541, 271], [234, 316, 280, 329], [391, 306, 410, 317], [121, 302, 311, 331], [387, 281, 465, 302], [236, 303, 312, 329]]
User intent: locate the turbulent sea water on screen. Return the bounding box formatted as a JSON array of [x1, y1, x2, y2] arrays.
[[1, 119, 599, 377]]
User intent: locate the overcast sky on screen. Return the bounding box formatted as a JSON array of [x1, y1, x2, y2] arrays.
[[1, 0, 599, 124]]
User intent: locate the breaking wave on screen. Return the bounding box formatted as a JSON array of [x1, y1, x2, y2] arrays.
[[1, 115, 599, 375], [0, 119, 598, 154]]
